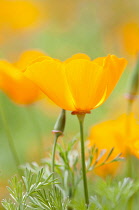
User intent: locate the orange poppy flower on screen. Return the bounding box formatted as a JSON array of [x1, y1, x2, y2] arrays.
[[0, 0, 44, 31], [24, 54, 127, 113], [88, 114, 139, 177], [119, 22, 139, 56], [0, 0, 46, 44], [0, 50, 45, 105]]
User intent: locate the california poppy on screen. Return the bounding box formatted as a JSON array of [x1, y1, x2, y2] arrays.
[[0, 0, 44, 31], [88, 114, 139, 176], [24, 54, 127, 113], [119, 22, 139, 56], [0, 50, 45, 105]]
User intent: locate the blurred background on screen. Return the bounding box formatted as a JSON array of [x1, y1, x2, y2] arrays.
[[0, 0, 139, 206]]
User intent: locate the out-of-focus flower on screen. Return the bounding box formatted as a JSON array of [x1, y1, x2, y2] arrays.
[[0, 50, 45, 105], [119, 22, 139, 56], [88, 114, 139, 177], [8, 0, 44, 31], [0, 0, 44, 31], [23, 53, 127, 113], [0, 0, 46, 44]]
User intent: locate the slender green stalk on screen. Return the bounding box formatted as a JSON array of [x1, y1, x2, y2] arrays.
[[52, 109, 66, 182], [51, 133, 59, 181], [0, 104, 21, 176], [127, 100, 132, 115], [126, 96, 134, 210], [77, 114, 89, 208], [127, 154, 134, 210]]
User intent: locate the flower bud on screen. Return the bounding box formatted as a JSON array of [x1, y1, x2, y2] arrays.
[[52, 109, 66, 137]]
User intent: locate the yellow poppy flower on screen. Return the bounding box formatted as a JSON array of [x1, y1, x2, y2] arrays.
[[24, 54, 127, 113], [0, 0, 46, 44], [1, 0, 44, 31], [0, 50, 45, 105], [119, 22, 139, 56], [88, 114, 139, 177]]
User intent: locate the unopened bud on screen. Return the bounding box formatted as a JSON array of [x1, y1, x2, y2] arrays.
[[126, 56, 139, 102], [52, 109, 66, 137]]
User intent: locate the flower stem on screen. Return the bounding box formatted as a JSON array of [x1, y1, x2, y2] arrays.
[[0, 104, 21, 176], [51, 133, 59, 181], [51, 109, 66, 184], [77, 114, 89, 208]]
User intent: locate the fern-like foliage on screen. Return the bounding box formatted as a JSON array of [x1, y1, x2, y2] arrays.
[[2, 168, 68, 210]]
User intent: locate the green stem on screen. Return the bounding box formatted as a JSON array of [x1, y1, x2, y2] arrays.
[[77, 114, 89, 208], [126, 101, 134, 210], [0, 104, 21, 176], [51, 134, 59, 181], [128, 190, 134, 210], [127, 154, 134, 210], [127, 100, 132, 115]]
